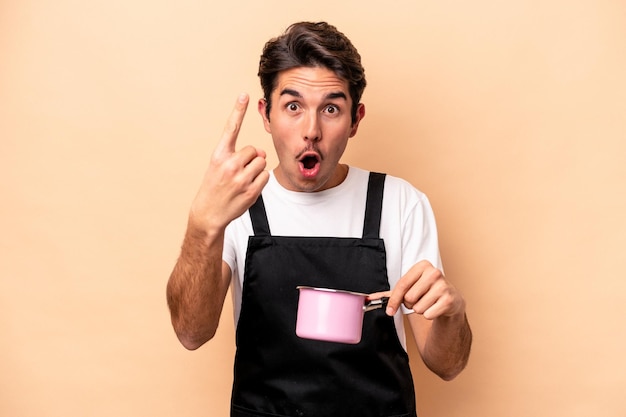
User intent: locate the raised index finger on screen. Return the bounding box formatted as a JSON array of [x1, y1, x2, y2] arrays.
[[215, 93, 250, 156]]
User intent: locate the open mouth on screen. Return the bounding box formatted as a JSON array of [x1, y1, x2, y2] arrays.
[[301, 155, 319, 170], [298, 153, 321, 178]]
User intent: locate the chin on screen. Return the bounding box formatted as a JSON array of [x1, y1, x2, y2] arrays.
[[288, 176, 327, 193], [294, 182, 324, 193]]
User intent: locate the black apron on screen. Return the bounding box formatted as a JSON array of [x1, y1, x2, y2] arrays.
[[231, 172, 416, 417]]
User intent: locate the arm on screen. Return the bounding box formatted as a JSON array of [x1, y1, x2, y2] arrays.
[[166, 226, 232, 350], [166, 93, 269, 350], [387, 261, 472, 380]]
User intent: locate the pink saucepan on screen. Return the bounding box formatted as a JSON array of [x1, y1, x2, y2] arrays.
[[295, 286, 389, 344]]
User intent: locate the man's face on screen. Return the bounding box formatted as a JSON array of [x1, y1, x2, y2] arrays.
[[258, 66, 365, 192]]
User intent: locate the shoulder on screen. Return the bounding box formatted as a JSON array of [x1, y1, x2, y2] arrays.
[[346, 167, 431, 208], [381, 172, 429, 207]]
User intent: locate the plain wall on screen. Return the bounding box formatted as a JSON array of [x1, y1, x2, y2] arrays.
[[1, 0, 625, 416]]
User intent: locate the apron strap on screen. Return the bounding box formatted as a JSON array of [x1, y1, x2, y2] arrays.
[[363, 172, 386, 239], [249, 171, 387, 238], [249, 195, 271, 236]]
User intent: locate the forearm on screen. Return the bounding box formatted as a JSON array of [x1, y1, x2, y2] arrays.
[[166, 225, 230, 350], [420, 311, 472, 381]]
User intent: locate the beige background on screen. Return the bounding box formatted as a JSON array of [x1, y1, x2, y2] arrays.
[[2, 0, 625, 416]]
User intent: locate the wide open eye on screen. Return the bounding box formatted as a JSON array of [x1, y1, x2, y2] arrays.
[[324, 104, 340, 115]]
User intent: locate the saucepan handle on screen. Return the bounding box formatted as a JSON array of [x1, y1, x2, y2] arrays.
[[363, 297, 389, 312]]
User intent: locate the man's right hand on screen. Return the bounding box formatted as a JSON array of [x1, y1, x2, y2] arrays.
[[189, 93, 270, 232]]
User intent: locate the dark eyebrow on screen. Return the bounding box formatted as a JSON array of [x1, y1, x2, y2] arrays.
[[325, 92, 347, 100], [279, 88, 302, 98]]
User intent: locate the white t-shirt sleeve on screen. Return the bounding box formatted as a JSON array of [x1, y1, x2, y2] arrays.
[[401, 193, 443, 274], [399, 192, 443, 314]]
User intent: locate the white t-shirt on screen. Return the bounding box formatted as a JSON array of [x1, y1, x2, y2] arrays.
[[223, 166, 442, 350]]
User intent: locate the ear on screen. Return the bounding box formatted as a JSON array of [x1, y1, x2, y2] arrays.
[[349, 103, 366, 138], [258, 98, 272, 134]]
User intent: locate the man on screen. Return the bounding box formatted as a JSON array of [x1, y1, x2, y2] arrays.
[[167, 21, 472, 417]]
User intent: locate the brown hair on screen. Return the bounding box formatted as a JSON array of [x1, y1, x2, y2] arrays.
[[258, 22, 367, 124]]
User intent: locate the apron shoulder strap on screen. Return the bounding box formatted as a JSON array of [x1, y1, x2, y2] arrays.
[[248, 195, 271, 236], [363, 172, 386, 239], [249, 171, 386, 238]]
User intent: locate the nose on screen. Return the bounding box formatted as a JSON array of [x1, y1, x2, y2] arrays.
[[303, 111, 321, 142]]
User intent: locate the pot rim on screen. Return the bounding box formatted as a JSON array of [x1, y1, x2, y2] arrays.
[[296, 286, 368, 297]]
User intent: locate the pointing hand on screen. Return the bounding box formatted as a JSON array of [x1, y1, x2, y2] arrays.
[[189, 93, 270, 232]]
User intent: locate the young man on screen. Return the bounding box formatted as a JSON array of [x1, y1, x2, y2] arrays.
[[167, 21, 472, 417]]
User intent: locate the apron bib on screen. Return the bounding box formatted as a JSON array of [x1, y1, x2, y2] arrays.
[[231, 172, 416, 417]]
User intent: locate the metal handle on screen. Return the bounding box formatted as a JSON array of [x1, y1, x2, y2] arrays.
[[364, 297, 389, 312]]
